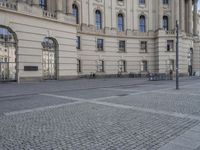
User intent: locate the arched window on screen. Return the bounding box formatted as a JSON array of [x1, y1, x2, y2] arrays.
[[163, 16, 169, 30], [72, 4, 79, 24], [95, 10, 102, 30], [0, 26, 17, 81], [139, 15, 146, 32], [39, 0, 47, 10], [118, 14, 124, 32]]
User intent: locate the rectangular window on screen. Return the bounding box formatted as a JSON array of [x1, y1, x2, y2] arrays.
[[39, 0, 47, 10], [97, 60, 104, 72], [141, 60, 148, 72], [163, 0, 169, 5], [140, 41, 147, 52], [77, 59, 81, 73], [169, 59, 174, 71], [119, 40, 126, 52], [97, 39, 104, 51], [118, 60, 127, 73], [139, 0, 145, 5], [167, 40, 174, 51], [76, 36, 80, 49]]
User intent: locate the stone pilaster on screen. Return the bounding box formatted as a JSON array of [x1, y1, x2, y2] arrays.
[[193, 0, 198, 35], [180, 0, 185, 31], [188, 0, 193, 34], [159, 0, 163, 29], [175, 0, 179, 23], [32, 0, 39, 6], [56, 0, 63, 13], [66, 0, 73, 15]]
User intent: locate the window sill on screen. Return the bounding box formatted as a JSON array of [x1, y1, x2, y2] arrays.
[[96, 71, 105, 74], [117, 50, 126, 53], [95, 50, 105, 52], [139, 50, 147, 53], [139, 4, 145, 8], [165, 50, 175, 52], [163, 4, 169, 9]]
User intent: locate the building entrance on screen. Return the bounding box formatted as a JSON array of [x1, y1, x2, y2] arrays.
[[42, 37, 56, 80], [0, 27, 16, 81]]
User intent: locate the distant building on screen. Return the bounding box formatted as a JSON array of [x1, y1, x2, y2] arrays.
[[0, 0, 199, 82]]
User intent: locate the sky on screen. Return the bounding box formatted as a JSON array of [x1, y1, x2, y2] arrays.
[[199, 1, 200, 10]]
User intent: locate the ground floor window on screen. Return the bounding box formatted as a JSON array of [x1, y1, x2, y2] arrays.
[[118, 60, 126, 73], [97, 60, 104, 72], [141, 60, 148, 72], [165, 59, 174, 72], [77, 59, 81, 73], [0, 26, 16, 81]]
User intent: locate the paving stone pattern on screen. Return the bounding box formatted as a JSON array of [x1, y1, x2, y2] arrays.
[[0, 103, 199, 150], [0, 77, 200, 150]]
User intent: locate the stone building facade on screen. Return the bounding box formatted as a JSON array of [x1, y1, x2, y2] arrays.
[[0, 0, 199, 82]]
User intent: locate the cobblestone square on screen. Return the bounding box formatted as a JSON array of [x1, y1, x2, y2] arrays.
[[0, 78, 200, 150]]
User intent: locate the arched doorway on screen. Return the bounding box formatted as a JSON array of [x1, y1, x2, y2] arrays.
[[0, 26, 17, 81], [41, 37, 57, 80]]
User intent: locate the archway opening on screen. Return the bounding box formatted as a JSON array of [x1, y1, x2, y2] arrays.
[[0, 26, 17, 81], [42, 37, 57, 80]]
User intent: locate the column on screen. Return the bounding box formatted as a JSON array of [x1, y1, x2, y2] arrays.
[[66, 0, 73, 15], [32, 0, 39, 6], [193, 0, 198, 35], [175, 0, 179, 23], [188, 0, 193, 34], [180, 0, 185, 31], [56, 0, 63, 13], [159, 0, 163, 29]]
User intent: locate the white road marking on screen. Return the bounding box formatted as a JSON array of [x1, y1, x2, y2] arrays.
[[4, 101, 84, 116], [88, 101, 200, 121], [92, 96, 120, 101], [101, 88, 141, 92], [40, 93, 85, 101], [5, 92, 200, 121]]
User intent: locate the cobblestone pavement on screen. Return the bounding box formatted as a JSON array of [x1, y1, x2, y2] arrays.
[[0, 77, 200, 150]]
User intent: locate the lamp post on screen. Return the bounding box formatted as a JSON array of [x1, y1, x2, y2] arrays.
[[176, 20, 179, 90]]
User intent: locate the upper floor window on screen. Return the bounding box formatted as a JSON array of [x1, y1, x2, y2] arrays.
[[163, 0, 169, 5], [163, 16, 169, 31], [139, 15, 146, 32], [72, 4, 79, 24], [39, 0, 47, 10], [97, 39, 104, 51], [95, 10, 102, 30], [118, 14, 124, 32], [139, 0, 145, 5]]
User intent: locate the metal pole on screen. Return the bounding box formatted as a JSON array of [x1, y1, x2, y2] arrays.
[[176, 20, 179, 89]]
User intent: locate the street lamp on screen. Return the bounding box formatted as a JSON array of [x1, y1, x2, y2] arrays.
[[176, 20, 179, 90]]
